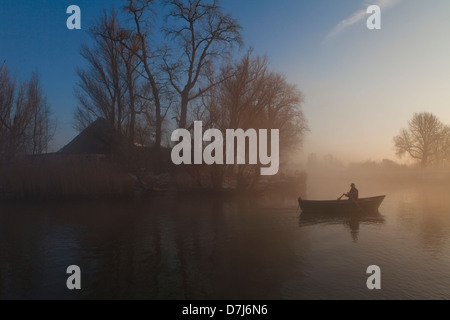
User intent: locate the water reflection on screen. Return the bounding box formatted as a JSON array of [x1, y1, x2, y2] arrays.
[[0, 196, 309, 299], [299, 211, 385, 242], [1, 181, 450, 299], [396, 186, 450, 255]]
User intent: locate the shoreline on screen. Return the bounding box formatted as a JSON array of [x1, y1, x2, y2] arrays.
[[0, 184, 304, 204]]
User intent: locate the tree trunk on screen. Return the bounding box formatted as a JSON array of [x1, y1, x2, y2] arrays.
[[155, 104, 162, 149], [126, 65, 136, 143], [179, 91, 189, 129], [421, 156, 428, 169]]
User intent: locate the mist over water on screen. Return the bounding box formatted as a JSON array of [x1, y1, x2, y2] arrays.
[[0, 177, 449, 300]]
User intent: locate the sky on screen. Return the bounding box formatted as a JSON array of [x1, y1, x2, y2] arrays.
[[1, 0, 450, 164]]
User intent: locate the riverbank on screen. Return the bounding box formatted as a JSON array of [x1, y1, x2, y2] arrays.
[[0, 159, 307, 201]]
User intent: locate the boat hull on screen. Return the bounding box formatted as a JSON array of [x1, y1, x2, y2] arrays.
[[298, 196, 386, 214]]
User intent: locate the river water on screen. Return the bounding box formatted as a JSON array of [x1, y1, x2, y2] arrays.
[[0, 179, 449, 300]]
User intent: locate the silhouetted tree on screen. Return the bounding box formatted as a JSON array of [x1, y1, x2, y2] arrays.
[[121, 0, 170, 148], [394, 112, 448, 168], [436, 125, 450, 168], [75, 10, 139, 140], [199, 52, 308, 188], [26, 73, 56, 155], [78, 0, 241, 149], [75, 9, 161, 148], [0, 64, 55, 161], [162, 0, 242, 129]]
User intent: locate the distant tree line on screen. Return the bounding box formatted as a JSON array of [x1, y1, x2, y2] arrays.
[[305, 112, 450, 172], [0, 62, 56, 163], [394, 112, 450, 169]]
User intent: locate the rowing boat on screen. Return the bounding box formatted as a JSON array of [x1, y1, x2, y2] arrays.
[[298, 196, 385, 213]]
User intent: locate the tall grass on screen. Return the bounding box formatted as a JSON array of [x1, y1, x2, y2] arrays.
[[0, 156, 135, 200]]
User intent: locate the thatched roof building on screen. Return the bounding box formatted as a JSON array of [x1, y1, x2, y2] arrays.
[[59, 118, 123, 155]]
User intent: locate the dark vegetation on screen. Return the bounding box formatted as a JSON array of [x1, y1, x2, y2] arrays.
[[0, 1, 308, 200]]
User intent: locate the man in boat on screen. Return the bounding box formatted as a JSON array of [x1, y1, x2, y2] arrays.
[[345, 183, 359, 200]]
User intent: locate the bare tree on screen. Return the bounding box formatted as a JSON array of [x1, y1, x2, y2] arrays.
[[75, 10, 128, 133], [434, 125, 450, 168], [75, 9, 156, 148], [121, 0, 169, 148], [0, 64, 56, 161], [121, 34, 142, 143], [199, 53, 308, 189], [26, 73, 56, 155], [0, 63, 16, 160], [163, 0, 242, 129], [394, 112, 448, 168], [91, 0, 240, 148]]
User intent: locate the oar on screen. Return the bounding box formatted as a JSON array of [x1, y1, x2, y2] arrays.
[[339, 193, 364, 212], [296, 197, 302, 214], [349, 196, 364, 213]]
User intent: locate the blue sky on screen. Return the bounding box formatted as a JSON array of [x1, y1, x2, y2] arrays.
[[1, 0, 450, 163]]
